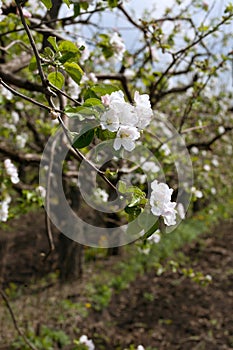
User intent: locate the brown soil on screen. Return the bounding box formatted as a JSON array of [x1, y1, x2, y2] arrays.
[[0, 212, 233, 349], [84, 220, 233, 349]]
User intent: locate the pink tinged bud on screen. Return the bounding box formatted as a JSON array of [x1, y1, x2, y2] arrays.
[[101, 94, 110, 106]]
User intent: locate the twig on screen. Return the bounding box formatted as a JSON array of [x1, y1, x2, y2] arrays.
[[15, 0, 47, 88], [43, 139, 56, 259], [0, 289, 39, 350]]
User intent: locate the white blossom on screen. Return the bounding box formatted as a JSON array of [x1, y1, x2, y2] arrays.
[[211, 187, 217, 195], [0, 195, 11, 222], [100, 90, 152, 150], [113, 126, 140, 151], [101, 90, 125, 106], [79, 335, 95, 350], [95, 188, 109, 202], [177, 203, 185, 219], [140, 158, 160, 174], [0, 85, 13, 100], [88, 72, 97, 83], [36, 186, 46, 199], [190, 146, 199, 155], [191, 186, 203, 198], [109, 32, 126, 61], [15, 101, 24, 110], [203, 164, 211, 172], [11, 111, 19, 124], [160, 144, 171, 156], [137, 346, 145, 350], [211, 158, 219, 167], [100, 109, 120, 132], [124, 68, 135, 79], [16, 133, 28, 149], [134, 91, 153, 129], [4, 159, 20, 184], [218, 126, 225, 134], [77, 38, 90, 63], [148, 230, 161, 244], [3, 123, 16, 133], [150, 180, 177, 226]]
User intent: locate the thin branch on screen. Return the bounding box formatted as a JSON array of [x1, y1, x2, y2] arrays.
[[43, 139, 56, 259], [0, 78, 52, 112], [0, 289, 39, 350], [0, 142, 41, 163], [187, 126, 233, 150], [15, 0, 47, 88], [0, 71, 45, 94]]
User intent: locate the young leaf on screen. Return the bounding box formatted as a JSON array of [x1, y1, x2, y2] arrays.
[[48, 71, 65, 89], [48, 36, 59, 52], [91, 84, 120, 96], [40, 0, 52, 10], [62, 0, 70, 7], [72, 127, 95, 149], [64, 62, 83, 84]]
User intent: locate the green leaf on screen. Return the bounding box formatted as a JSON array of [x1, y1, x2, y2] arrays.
[[107, 0, 118, 8], [91, 84, 120, 96], [59, 40, 79, 53], [40, 0, 52, 10], [83, 98, 102, 107], [125, 206, 142, 222], [80, 1, 89, 10], [73, 3, 80, 16], [117, 180, 128, 194], [47, 71, 65, 89], [62, 0, 70, 6], [64, 62, 83, 84], [72, 127, 95, 149], [96, 128, 116, 141], [29, 56, 37, 71], [65, 105, 98, 120], [59, 52, 78, 64], [48, 36, 59, 52]]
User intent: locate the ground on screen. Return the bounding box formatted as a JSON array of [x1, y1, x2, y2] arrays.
[[0, 211, 232, 350]]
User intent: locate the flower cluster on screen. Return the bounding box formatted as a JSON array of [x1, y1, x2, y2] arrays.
[[100, 90, 153, 151], [109, 32, 126, 61], [149, 180, 177, 226], [4, 159, 20, 184], [79, 335, 95, 350], [0, 195, 11, 222]]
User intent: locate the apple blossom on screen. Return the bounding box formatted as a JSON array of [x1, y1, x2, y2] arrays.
[[100, 109, 120, 132], [100, 90, 152, 150], [0, 195, 11, 222], [4, 159, 20, 184], [79, 335, 95, 350], [191, 186, 203, 198], [203, 164, 211, 172], [150, 180, 177, 226], [77, 38, 90, 63], [95, 188, 109, 202], [114, 126, 140, 151], [16, 133, 28, 149], [137, 346, 145, 350], [177, 203, 185, 219], [134, 91, 153, 129], [218, 126, 225, 134], [109, 32, 126, 61], [36, 186, 46, 199], [148, 230, 161, 243]]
